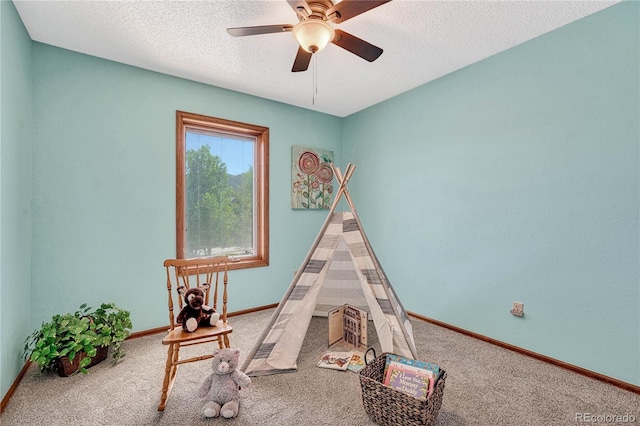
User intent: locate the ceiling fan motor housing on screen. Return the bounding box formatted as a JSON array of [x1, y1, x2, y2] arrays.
[[303, 1, 336, 20]]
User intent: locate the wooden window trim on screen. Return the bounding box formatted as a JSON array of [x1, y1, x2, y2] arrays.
[[176, 111, 269, 271]]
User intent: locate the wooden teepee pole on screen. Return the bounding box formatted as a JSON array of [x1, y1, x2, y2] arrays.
[[327, 163, 355, 214]]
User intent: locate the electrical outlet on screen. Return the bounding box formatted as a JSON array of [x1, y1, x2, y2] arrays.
[[511, 301, 524, 317]]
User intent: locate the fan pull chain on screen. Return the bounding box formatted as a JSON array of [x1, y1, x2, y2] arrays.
[[312, 54, 317, 105]]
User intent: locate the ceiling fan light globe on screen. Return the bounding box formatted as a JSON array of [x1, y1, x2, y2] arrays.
[[292, 19, 335, 54]]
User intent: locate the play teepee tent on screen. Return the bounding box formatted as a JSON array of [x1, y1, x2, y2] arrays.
[[241, 164, 418, 376]]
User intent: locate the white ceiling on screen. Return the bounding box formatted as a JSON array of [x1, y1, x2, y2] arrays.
[[14, 0, 619, 117]]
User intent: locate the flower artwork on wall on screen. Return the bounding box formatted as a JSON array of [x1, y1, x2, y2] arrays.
[[292, 146, 334, 209]]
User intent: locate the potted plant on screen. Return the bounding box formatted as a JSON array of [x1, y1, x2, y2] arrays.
[[23, 303, 133, 376], [89, 302, 132, 364]]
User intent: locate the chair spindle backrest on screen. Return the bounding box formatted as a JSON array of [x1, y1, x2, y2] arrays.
[[164, 256, 229, 330]]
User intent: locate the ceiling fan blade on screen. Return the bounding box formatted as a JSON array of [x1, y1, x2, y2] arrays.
[[331, 29, 383, 62], [327, 0, 391, 24], [292, 46, 313, 72], [227, 25, 293, 37], [286, 0, 311, 19]]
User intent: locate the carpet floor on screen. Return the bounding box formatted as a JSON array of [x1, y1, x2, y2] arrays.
[[2, 308, 638, 425]]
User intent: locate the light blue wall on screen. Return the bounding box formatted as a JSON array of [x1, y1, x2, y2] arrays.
[[0, 0, 33, 401], [30, 43, 343, 332], [343, 2, 639, 386]]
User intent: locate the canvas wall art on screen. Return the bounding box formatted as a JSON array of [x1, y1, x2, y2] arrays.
[[291, 146, 334, 209]]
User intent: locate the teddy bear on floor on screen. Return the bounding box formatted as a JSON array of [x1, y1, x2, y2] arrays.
[[198, 348, 251, 419], [176, 284, 220, 333]]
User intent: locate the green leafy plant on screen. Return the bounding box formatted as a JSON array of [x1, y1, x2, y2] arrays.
[[89, 303, 133, 364], [23, 303, 132, 374]]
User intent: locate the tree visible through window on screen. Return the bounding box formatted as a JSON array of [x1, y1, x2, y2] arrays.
[[176, 111, 269, 269]]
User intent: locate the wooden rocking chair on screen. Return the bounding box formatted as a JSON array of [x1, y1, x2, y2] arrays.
[[158, 256, 232, 411]]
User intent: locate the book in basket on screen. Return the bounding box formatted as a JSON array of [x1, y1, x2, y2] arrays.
[[383, 363, 434, 400], [383, 354, 440, 377], [382, 354, 440, 399]]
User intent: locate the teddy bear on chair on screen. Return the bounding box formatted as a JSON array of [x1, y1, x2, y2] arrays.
[[198, 348, 251, 419], [176, 284, 220, 333]]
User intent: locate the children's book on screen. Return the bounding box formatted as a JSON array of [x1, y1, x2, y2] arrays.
[[317, 351, 353, 371], [383, 354, 440, 376], [383, 361, 436, 397], [384, 365, 432, 400], [346, 350, 366, 373], [382, 354, 440, 398]]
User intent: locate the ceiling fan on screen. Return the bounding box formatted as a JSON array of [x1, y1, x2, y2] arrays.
[[227, 0, 391, 72]]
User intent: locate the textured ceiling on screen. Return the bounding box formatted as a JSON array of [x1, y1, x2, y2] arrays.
[[14, 0, 619, 117]]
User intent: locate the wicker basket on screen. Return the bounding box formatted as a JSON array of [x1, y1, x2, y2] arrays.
[[56, 346, 109, 377], [358, 352, 446, 426]]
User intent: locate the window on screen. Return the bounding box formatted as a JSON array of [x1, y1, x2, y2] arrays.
[[176, 111, 269, 269]]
